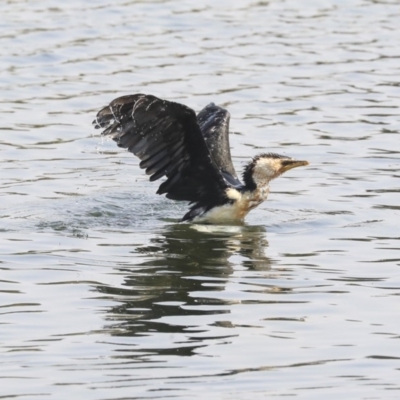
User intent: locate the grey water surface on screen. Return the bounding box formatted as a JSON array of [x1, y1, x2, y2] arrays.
[[1, 0, 400, 399]]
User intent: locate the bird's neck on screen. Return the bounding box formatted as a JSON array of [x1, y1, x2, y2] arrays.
[[243, 178, 270, 194]]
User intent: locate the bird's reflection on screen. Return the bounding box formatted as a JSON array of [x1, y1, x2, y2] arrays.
[[97, 223, 271, 352]]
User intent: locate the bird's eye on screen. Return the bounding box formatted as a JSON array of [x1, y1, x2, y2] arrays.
[[281, 160, 293, 166]]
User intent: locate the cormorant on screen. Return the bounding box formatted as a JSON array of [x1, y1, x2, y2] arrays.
[[93, 94, 308, 223]]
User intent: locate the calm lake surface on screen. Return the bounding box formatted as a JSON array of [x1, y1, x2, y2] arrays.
[[1, 0, 400, 398]]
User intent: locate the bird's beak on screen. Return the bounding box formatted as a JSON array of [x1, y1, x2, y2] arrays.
[[280, 159, 309, 174]]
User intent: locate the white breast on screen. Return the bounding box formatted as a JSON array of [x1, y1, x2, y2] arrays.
[[193, 187, 270, 224]]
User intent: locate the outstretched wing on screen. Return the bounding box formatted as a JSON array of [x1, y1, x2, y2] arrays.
[[196, 103, 242, 188], [93, 94, 229, 207]]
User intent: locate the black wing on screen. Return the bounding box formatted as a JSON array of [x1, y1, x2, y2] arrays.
[[196, 103, 242, 188], [93, 94, 229, 208]]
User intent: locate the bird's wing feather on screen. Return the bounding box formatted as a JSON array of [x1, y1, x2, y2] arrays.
[[196, 103, 241, 187], [93, 94, 229, 206]]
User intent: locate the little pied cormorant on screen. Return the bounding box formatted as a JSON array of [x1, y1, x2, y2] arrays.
[[93, 94, 309, 223]]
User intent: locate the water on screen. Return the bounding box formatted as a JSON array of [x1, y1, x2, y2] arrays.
[[1, 0, 400, 398]]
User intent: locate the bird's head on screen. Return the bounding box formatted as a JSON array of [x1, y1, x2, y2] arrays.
[[242, 153, 309, 190]]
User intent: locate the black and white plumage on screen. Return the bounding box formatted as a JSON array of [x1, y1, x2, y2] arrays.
[[93, 94, 308, 223]]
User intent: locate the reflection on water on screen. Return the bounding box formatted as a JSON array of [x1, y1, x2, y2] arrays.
[[99, 224, 270, 343], [1, 0, 400, 398]]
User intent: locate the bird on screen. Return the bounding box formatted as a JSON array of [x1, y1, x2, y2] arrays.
[[93, 94, 309, 223]]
